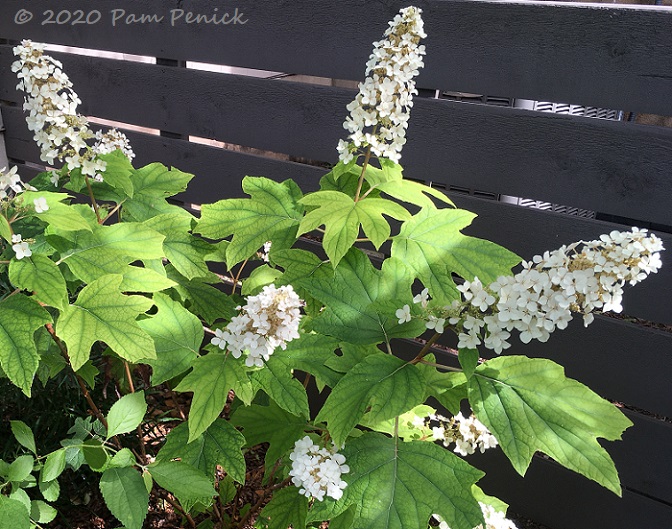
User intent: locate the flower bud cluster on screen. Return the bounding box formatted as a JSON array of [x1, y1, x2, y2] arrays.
[[11, 40, 133, 181], [289, 436, 349, 501], [434, 502, 519, 529], [430, 412, 498, 456], [337, 7, 426, 164], [401, 229, 663, 354], [211, 284, 303, 367]]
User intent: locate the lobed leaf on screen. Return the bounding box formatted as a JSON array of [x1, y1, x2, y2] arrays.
[[57, 275, 155, 371], [316, 352, 426, 446], [468, 355, 633, 495], [198, 177, 304, 267], [392, 208, 520, 305]]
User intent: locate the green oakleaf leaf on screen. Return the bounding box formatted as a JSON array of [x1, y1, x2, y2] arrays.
[[252, 355, 310, 419], [138, 293, 203, 385], [417, 357, 468, 416], [107, 391, 147, 438], [0, 294, 52, 395], [9, 254, 68, 310], [276, 248, 423, 345], [309, 433, 484, 529], [231, 402, 307, 474], [57, 275, 155, 371], [157, 419, 246, 484], [316, 352, 426, 446], [392, 208, 521, 305], [272, 333, 343, 389], [364, 159, 455, 209], [197, 177, 304, 267], [256, 486, 308, 529], [175, 353, 253, 441], [468, 355, 633, 495], [167, 267, 237, 325], [144, 212, 212, 280], [299, 190, 410, 267], [10, 420, 36, 454], [148, 461, 217, 506], [52, 222, 166, 283], [121, 163, 194, 222], [22, 191, 95, 232], [99, 467, 149, 529]]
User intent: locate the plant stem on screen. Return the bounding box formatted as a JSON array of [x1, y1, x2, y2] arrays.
[[231, 258, 249, 295], [354, 146, 372, 202], [235, 477, 291, 529], [161, 492, 196, 528], [417, 359, 462, 372], [44, 323, 109, 430], [100, 200, 125, 224], [409, 332, 441, 365], [84, 175, 101, 223]]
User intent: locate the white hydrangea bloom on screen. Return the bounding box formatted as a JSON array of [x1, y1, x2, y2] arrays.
[[11, 234, 32, 260], [33, 197, 49, 213], [430, 412, 498, 456], [434, 502, 519, 529], [93, 129, 135, 161], [0, 166, 26, 200], [337, 7, 426, 163], [12, 40, 134, 180], [417, 229, 663, 354], [210, 284, 303, 367], [396, 304, 412, 324], [289, 436, 349, 501]]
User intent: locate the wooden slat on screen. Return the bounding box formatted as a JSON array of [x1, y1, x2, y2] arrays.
[[2, 53, 672, 226], [4, 106, 671, 325], [471, 438, 672, 529], [1, 1, 671, 115]]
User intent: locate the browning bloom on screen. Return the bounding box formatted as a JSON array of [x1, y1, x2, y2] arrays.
[[337, 6, 426, 164], [211, 284, 303, 367]]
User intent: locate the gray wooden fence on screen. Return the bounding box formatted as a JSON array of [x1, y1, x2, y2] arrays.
[[1, 1, 671, 527]]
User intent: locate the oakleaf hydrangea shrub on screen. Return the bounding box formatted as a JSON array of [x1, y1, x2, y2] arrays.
[[0, 7, 664, 529]]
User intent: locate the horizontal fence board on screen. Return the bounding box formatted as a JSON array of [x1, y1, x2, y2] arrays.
[[1, 1, 671, 115], [471, 439, 672, 529], [4, 105, 670, 325], [2, 53, 672, 226]]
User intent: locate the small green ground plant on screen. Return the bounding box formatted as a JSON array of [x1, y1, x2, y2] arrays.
[[0, 7, 664, 529]]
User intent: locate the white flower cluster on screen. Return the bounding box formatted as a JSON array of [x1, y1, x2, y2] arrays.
[[11, 234, 32, 260], [337, 6, 426, 164], [431, 412, 498, 456], [93, 129, 135, 161], [434, 502, 519, 529], [11, 40, 133, 181], [211, 284, 303, 367], [401, 229, 663, 354], [0, 166, 25, 200], [289, 436, 349, 501]]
